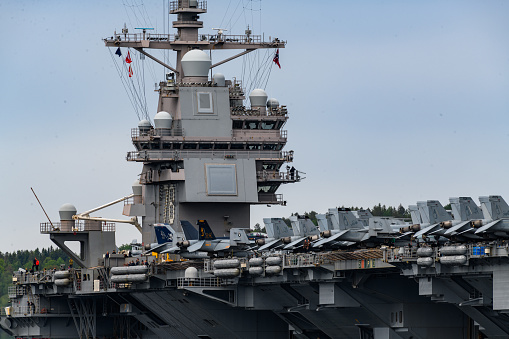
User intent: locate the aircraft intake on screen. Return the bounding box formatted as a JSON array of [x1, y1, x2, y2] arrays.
[[471, 220, 483, 228], [282, 237, 292, 244], [321, 230, 332, 238], [256, 239, 266, 246], [441, 221, 453, 229], [178, 240, 191, 248], [308, 235, 319, 241]]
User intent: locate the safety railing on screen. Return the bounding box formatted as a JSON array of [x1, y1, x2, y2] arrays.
[[257, 193, 284, 204], [256, 169, 302, 182], [177, 277, 235, 288], [231, 106, 288, 117], [104, 32, 279, 46], [131, 128, 185, 138], [169, 1, 207, 12], [127, 149, 293, 162], [40, 221, 115, 233]]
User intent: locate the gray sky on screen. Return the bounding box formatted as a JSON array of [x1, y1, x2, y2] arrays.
[[1, 1, 508, 251]]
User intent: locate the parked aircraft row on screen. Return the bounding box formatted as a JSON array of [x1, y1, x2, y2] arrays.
[[401, 195, 509, 241], [145, 196, 509, 258]]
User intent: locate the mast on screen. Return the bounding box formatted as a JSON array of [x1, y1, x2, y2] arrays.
[[104, 0, 286, 82], [106, 0, 299, 245]]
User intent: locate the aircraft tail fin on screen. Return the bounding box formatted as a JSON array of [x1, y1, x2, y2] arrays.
[[154, 225, 175, 244], [416, 201, 430, 224], [337, 209, 362, 229], [327, 208, 341, 230], [488, 196, 509, 219], [197, 220, 216, 240], [450, 197, 483, 221], [316, 214, 331, 232], [289, 216, 303, 236], [181, 220, 199, 240], [271, 218, 293, 238], [301, 217, 320, 236], [230, 228, 250, 244], [263, 218, 275, 238], [426, 200, 450, 223], [409, 205, 421, 225]]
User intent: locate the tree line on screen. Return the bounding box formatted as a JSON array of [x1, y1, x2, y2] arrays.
[[253, 203, 413, 231], [0, 247, 69, 308]]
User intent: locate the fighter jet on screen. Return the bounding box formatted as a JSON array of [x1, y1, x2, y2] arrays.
[[256, 218, 294, 251], [146, 222, 186, 254], [161, 220, 252, 257], [473, 196, 509, 237], [441, 197, 484, 238], [411, 200, 451, 239], [313, 208, 368, 248], [281, 216, 320, 250]]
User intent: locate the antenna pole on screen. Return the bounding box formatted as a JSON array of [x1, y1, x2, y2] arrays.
[[31, 187, 54, 228]]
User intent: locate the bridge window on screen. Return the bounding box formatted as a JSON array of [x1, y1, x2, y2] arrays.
[[232, 121, 243, 129], [246, 121, 259, 129], [197, 92, 213, 113], [261, 122, 275, 130], [214, 144, 228, 149]]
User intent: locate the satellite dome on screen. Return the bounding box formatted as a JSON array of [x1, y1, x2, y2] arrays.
[[212, 73, 225, 86], [132, 179, 142, 196], [181, 49, 211, 77], [184, 267, 199, 279], [138, 120, 151, 129], [59, 203, 77, 221], [267, 98, 279, 109], [249, 89, 268, 107], [154, 111, 172, 129]]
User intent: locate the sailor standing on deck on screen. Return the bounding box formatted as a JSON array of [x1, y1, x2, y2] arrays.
[[33, 257, 39, 271]]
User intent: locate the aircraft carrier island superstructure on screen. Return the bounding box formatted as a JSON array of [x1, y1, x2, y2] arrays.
[[3, 1, 509, 338]]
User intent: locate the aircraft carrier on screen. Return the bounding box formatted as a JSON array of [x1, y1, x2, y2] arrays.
[[2, 1, 509, 338]]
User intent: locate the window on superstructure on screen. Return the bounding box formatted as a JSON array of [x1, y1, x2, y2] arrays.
[[214, 144, 228, 149], [262, 164, 279, 170], [183, 143, 198, 149], [263, 144, 277, 150], [231, 144, 245, 150], [246, 121, 259, 129], [199, 143, 213, 150], [257, 185, 278, 193], [261, 122, 275, 130], [197, 92, 214, 113], [247, 144, 261, 150], [172, 142, 182, 149], [232, 121, 243, 129]]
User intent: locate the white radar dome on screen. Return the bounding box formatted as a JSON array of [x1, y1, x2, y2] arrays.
[[132, 179, 142, 196], [138, 120, 151, 129], [212, 73, 225, 86], [181, 49, 211, 77], [267, 98, 279, 109], [59, 203, 77, 221], [184, 267, 199, 279], [154, 111, 172, 129], [249, 89, 268, 107]]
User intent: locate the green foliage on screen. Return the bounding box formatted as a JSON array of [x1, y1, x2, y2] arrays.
[[279, 203, 411, 227], [0, 247, 69, 309], [119, 243, 132, 251], [370, 203, 410, 218]]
